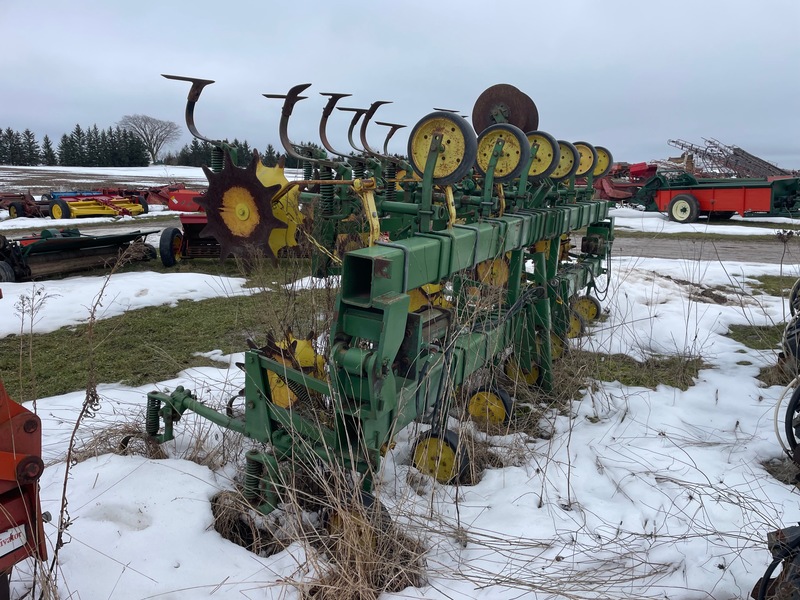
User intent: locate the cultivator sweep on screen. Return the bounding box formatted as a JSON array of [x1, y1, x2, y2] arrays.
[[145, 79, 614, 516]]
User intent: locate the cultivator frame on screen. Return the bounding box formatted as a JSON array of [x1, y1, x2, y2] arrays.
[[145, 79, 614, 515]]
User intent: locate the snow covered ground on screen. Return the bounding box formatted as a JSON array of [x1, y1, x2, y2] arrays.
[[2, 254, 800, 598], [3, 167, 800, 598]]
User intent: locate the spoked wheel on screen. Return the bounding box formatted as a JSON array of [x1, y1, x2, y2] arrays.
[[159, 227, 184, 267], [592, 146, 614, 179], [412, 429, 468, 484], [474, 123, 531, 183], [407, 111, 477, 185], [667, 194, 699, 224], [526, 130, 561, 181], [572, 141, 598, 178], [572, 295, 602, 322], [466, 385, 513, 426], [550, 141, 580, 182], [566, 309, 587, 339], [503, 355, 541, 387]]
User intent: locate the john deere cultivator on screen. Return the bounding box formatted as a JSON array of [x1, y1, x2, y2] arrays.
[[145, 80, 614, 516]]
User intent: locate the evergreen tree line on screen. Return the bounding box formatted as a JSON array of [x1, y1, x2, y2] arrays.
[[162, 141, 322, 169], [0, 124, 149, 167], [2, 124, 335, 170]]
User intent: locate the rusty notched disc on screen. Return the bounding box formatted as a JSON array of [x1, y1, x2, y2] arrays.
[[471, 84, 539, 135]]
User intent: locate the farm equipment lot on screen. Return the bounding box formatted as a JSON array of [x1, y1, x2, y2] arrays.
[[3, 165, 800, 599]]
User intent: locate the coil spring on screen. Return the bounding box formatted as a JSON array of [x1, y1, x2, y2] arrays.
[[385, 162, 397, 203], [243, 455, 263, 501], [145, 395, 160, 436], [352, 162, 365, 179], [303, 160, 313, 181], [320, 165, 334, 216], [210, 146, 224, 173]]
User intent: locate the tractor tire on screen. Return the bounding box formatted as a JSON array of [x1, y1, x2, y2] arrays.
[[159, 227, 184, 267], [49, 199, 72, 220], [0, 261, 15, 282], [8, 202, 25, 219], [137, 195, 149, 214], [667, 194, 699, 224]]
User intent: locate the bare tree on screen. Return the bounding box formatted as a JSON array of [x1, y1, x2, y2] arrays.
[[117, 114, 181, 163]]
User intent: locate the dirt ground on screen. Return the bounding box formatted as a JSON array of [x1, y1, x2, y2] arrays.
[[610, 235, 800, 264]]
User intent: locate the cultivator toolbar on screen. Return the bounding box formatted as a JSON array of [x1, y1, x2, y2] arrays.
[[145, 79, 615, 516]]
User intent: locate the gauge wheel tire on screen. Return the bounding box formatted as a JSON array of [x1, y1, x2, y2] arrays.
[[550, 141, 581, 182], [159, 227, 184, 267], [785, 384, 800, 452], [572, 294, 602, 322], [466, 385, 514, 426], [412, 429, 468, 484], [137, 195, 149, 214], [526, 130, 561, 182], [667, 194, 699, 224], [8, 202, 26, 219], [49, 199, 71, 220], [407, 111, 478, 185], [572, 141, 598, 178], [474, 123, 531, 184], [0, 261, 15, 282]]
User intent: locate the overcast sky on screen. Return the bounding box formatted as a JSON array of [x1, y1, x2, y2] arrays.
[[2, 0, 799, 167]]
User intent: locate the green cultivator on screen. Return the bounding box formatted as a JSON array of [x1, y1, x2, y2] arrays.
[[145, 81, 614, 516]]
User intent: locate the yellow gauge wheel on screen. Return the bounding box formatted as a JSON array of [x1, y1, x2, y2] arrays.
[[504, 357, 540, 386], [573, 295, 601, 322], [267, 369, 296, 408], [593, 146, 614, 179], [566, 310, 586, 339], [474, 124, 530, 184], [412, 431, 464, 483], [476, 258, 510, 287], [467, 390, 509, 425], [527, 131, 560, 180], [550, 141, 580, 181], [408, 283, 450, 312], [572, 141, 598, 177], [49, 200, 71, 220], [550, 332, 567, 360], [407, 112, 477, 185]]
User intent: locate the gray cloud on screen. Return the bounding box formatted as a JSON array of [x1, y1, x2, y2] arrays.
[[2, 0, 798, 167]]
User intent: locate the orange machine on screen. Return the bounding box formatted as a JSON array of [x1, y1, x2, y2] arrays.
[[0, 381, 46, 598]]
